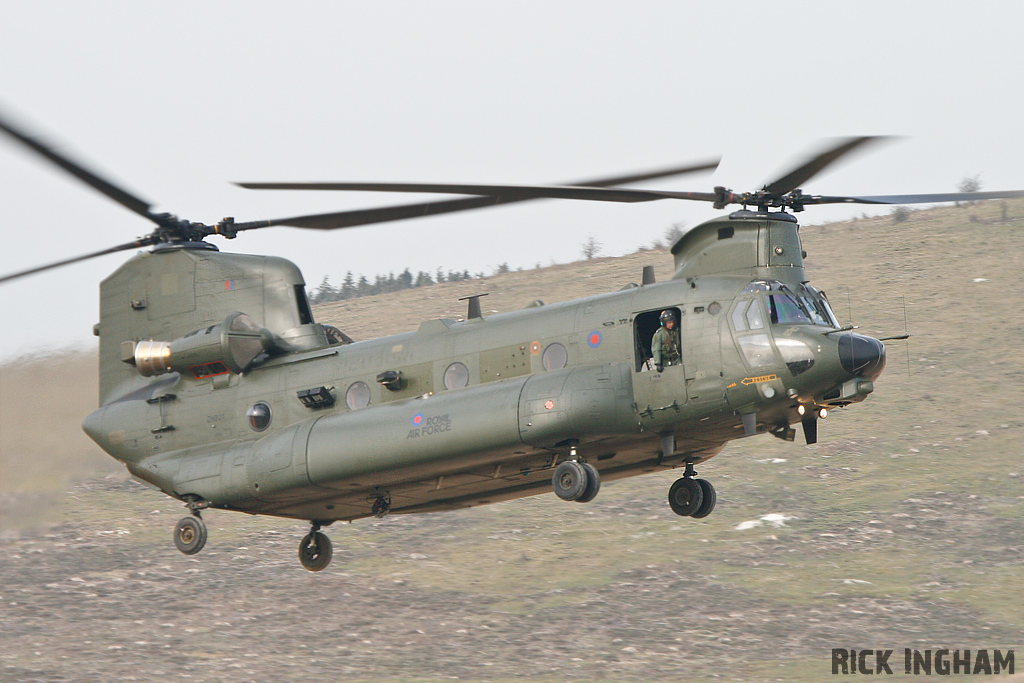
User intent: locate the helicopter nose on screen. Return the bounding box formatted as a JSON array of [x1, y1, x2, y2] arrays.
[[838, 333, 886, 381]]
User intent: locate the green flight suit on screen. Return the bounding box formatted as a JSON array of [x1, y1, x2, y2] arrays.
[[652, 325, 681, 368]]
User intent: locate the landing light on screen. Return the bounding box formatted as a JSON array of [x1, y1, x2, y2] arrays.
[[797, 404, 806, 416], [818, 407, 829, 419]]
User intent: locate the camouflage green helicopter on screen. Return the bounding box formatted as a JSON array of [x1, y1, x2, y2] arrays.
[[4, 115, 1022, 571]]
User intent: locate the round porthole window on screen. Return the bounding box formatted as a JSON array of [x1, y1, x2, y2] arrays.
[[247, 401, 272, 432], [345, 381, 371, 410], [542, 342, 568, 371], [443, 362, 469, 390]]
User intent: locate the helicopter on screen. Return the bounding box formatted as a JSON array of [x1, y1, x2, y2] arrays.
[[4, 115, 1023, 572]]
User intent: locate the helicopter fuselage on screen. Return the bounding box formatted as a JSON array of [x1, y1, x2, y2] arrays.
[[82, 211, 883, 524]]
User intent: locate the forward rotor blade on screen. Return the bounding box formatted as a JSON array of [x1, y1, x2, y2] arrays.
[[762, 137, 891, 196], [233, 159, 721, 231], [0, 111, 158, 223], [239, 181, 676, 203], [807, 189, 1024, 205], [238, 158, 720, 195], [0, 237, 157, 284]]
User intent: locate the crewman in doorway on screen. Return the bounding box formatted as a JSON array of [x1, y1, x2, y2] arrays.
[[652, 309, 681, 372]]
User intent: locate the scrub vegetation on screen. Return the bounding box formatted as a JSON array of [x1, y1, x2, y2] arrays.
[[1, 199, 1022, 682]]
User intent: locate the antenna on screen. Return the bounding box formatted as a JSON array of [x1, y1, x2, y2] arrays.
[[458, 293, 489, 320], [641, 265, 656, 286], [902, 296, 911, 380], [846, 286, 854, 327]]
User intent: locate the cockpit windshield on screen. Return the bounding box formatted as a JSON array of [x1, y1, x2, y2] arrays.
[[743, 280, 839, 327], [798, 285, 839, 326]]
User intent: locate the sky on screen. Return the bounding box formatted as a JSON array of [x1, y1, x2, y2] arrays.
[[1, 1, 1022, 360]]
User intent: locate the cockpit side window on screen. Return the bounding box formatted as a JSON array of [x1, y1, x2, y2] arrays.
[[732, 300, 749, 332], [745, 299, 765, 329]]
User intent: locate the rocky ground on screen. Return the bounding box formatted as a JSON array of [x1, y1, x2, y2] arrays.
[[2, 454, 1021, 683]]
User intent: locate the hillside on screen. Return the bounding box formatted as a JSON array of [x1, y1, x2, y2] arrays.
[[1, 199, 1022, 683]]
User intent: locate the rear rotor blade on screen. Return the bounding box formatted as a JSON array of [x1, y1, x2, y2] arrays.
[[0, 111, 159, 223], [762, 137, 891, 196], [0, 237, 157, 284]]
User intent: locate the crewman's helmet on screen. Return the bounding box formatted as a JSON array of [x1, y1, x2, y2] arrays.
[[659, 309, 677, 326]]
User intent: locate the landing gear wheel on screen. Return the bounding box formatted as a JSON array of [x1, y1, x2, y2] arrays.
[[690, 479, 717, 519], [668, 477, 704, 517], [299, 531, 333, 572], [576, 462, 601, 503], [552, 460, 588, 501], [174, 515, 208, 555]]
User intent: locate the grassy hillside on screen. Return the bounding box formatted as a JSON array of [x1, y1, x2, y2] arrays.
[[1, 200, 1022, 682]]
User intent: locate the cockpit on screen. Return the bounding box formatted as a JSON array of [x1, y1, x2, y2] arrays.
[[734, 280, 839, 329], [729, 280, 843, 378]]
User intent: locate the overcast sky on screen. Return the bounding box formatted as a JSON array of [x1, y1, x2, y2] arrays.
[[2, 1, 1021, 361]]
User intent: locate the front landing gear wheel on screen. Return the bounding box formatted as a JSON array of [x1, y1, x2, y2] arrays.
[[552, 460, 588, 501], [174, 516, 208, 555], [668, 477, 704, 517], [299, 531, 333, 572], [576, 463, 601, 503], [691, 479, 717, 519]]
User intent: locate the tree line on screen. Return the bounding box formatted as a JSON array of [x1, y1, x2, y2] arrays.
[[309, 265, 511, 304]]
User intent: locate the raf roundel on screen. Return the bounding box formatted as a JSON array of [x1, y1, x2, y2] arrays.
[[412, 413, 424, 426], [587, 330, 602, 348]]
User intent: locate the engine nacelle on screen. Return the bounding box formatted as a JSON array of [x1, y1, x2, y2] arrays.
[[128, 311, 269, 379]]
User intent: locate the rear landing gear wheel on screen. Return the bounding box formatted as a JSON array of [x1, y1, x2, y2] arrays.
[[668, 477, 704, 517], [552, 460, 588, 501], [576, 462, 601, 503], [299, 530, 333, 572], [174, 515, 207, 555], [690, 479, 717, 519]]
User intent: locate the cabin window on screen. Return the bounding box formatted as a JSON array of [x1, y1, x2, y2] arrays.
[[443, 362, 469, 390], [542, 343, 568, 371], [345, 381, 371, 410], [247, 401, 272, 431]]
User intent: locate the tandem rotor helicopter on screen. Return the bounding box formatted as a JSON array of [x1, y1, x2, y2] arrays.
[[4, 113, 1023, 571]]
